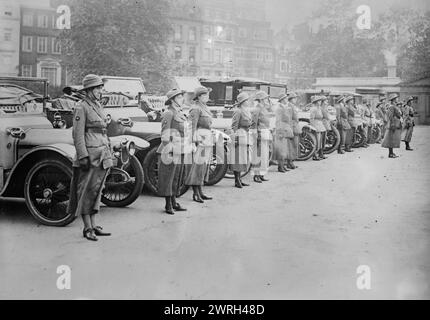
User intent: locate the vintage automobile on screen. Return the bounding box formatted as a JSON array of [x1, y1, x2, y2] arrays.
[[0, 77, 149, 227], [47, 77, 231, 196]]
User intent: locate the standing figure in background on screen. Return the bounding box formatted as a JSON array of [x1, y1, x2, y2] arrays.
[[68, 74, 113, 241], [157, 88, 192, 215], [309, 96, 326, 161], [274, 93, 295, 172], [250, 91, 272, 183], [345, 96, 359, 151], [186, 86, 214, 203], [320, 96, 331, 159], [230, 92, 253, 188], [381, 94, 403, 158], [335, 96, 350, 154], [401, 96, 415, 151], [379, 96, 388, 140], [288, 92, 301, 169]]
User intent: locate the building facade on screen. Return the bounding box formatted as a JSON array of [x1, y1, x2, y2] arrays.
[[19, 3, 66, 87], [0, 0, 21, 76]]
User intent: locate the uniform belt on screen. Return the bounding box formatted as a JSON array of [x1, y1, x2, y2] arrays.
[[86, 127, 107, 135]]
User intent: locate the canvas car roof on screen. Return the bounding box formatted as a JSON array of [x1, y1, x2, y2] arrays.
[[199, 77, 270, 85], [0, 84, 43, 106]]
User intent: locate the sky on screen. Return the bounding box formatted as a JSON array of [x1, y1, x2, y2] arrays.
[[266, 0, 430, 31]]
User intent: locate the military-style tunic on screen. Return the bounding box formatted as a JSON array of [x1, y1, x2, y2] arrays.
[[401, 105, 414, 143], [157, 104, 192, 196], [68, 97, 113, 216], [229, 106, 253, 172], [382, 104, 403, 149], [309, 106, 326, 133], [185, 101, 213, 186], [250, 102, 271, 175], [321, 104, 332, 131]]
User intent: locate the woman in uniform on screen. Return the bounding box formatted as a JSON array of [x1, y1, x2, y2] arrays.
[[186, 86, 214, 203], [345, 96, 359, 152], [68, 74, 113, 241], [309, 96, 326, 161], [250, 91, 271, 183], [273, 93, 294, 172], [335, 96, 351, 154], [157, 88, 192, 214], [381, 94, 403, 158], [230, 92, 253, 188], [401, 96, 415, 151], [288, 92, 301, 169], [320, 96, 331, 159]]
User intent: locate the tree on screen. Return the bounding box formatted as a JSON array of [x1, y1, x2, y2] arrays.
[[58, 0, 173, 93]]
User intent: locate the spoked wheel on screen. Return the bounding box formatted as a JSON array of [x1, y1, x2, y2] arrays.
[[24, 159, 75, 227], [297, 129, 317, 161], [101, 155, 144, 208], [352, 128, 366, 148], [205, 145, 228, 186], [143, 147, 189, 197], [324, 126, 340, 154]]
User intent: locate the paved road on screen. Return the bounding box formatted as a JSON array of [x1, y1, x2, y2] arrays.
[[1, 127, 429, 299]]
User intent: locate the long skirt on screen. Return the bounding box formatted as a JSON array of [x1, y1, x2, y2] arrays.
[[291, 135, 300, 160], [251, 139, 271, 176], [401, 126, 414, 143], [67, 165, 109, 216], [158, 153, 186, 197], [229, 142, 250, 172], [381, 128, 402, 149], [185, 145, 212, 186], [273, 136, 294, 161], [338, 128, 347, 150], [345, 127, 354, 146]]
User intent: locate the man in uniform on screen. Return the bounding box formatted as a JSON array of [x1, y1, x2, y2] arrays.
[[401, 96, 415, 151], [335, 96, 350, 154]]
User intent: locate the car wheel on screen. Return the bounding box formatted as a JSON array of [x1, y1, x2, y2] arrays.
[[144, 147, 189, 197], [101, 155, 144, 208], [297, 129, 317, 161], [205, 145, 228, 186], [24, 159, 75, 227], [324, 126, 340, 154]]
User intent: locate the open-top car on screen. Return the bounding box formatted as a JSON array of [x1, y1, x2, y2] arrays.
[[0, 77, 149, 226]]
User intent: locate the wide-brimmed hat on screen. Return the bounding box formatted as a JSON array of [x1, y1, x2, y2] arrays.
[[344, 96, 355, 103], [311, 95, 323, 104], [234, 92, 250, 107], [278, 93, 288, 102], [287, 92, 298, 100], [388, 93, 399, 102], [336, 96, 345, 103], [406, 96, 414, 103], [193, 86, 212, 101], [254, 91, 269, 101], [81, 74, 104, 91], [165, 88, 186, 105]]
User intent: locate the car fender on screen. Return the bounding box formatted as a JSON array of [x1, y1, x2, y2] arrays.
[[110, 135, 150, 150], [0, 144, 75, 198], [299, 121, 317, 133]]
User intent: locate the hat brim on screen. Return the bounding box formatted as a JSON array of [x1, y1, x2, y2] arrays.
[[165, 90, 186, 105], [193, 88, 212, 100], [79, 83, 104, 92]]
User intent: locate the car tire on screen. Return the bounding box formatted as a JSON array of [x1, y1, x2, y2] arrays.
[[205, 145, 228, 186], [324, 126, 341, 155], [297, 129, 317, 161], [101, 155, 144, 208], [24, 159, 76, 227]]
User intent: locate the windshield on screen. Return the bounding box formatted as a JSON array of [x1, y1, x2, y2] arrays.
[[102, 78, 146, 97]]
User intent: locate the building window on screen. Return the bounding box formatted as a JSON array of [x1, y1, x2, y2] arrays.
[[23, 13, 33, 26], [37, 37, 48, 53], [37, 15, 49, 28], [188, 27, 196, 41], [21, 65, 32, 77], [52, 38, 61, 54], [203, 48, 211, 61], [22, 36, 33, 52], [225, 49, 232, 63], [280, 60, 287, 72], [174, 46, 182, 59], [174, 25, 182, 40], [188, 46, 196, 63], [214, 49, 222, 63], [239, 28, 247, 38], [41, 67, 57, 86], [4, 30, 11, 41]]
